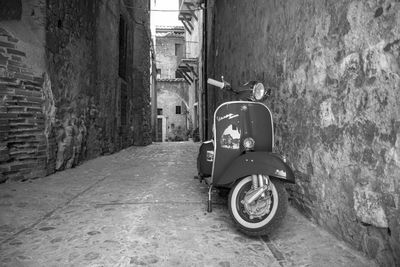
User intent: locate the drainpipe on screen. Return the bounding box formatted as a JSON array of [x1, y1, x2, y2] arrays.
[[202, 0, 208, 140]]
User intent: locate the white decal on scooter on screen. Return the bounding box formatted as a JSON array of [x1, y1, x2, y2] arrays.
[[206, 151, 214, 162], [220, 124, 241, 149], [217, 113, 239, 122], [275, 169, 287, 177]]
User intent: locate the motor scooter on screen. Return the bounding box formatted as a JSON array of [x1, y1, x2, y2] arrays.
[[196, 77, 295, 236]]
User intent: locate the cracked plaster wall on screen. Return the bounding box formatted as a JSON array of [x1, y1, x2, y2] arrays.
[[206, 0, 400, 265]]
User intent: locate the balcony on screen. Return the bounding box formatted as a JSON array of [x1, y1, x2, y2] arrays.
[[176, 58, 198, 84], [178, 0, 201, 34]]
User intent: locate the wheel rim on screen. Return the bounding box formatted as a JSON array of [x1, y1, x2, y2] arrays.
[[230, 176, 279, 229], [237, 182, 269, 223]]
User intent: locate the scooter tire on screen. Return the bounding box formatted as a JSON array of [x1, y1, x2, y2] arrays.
[[228, 176, 288, 237]]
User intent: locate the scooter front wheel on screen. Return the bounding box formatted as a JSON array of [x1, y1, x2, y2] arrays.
[[228, 176, 288, 236]]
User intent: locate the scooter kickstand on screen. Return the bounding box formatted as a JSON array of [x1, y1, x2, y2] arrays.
[[207, 185, 213, 213]]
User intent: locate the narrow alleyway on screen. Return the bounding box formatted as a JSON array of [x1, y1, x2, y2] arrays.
[[0, 142, 376, 267]]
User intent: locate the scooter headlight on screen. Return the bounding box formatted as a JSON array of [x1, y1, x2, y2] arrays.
[[243, 137, 255, 150], [252, 83, 265, 101]]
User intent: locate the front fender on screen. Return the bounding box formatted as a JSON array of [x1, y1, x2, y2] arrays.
[[215, 152, 295, 186]]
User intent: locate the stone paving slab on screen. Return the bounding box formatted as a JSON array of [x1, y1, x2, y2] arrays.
[[0, 142, 377, 266]]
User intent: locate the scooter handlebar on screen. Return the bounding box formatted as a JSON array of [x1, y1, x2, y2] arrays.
[[207, 78, 225, 89]]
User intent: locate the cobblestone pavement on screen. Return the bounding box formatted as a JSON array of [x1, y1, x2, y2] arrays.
[[0, 142, 377, 267]]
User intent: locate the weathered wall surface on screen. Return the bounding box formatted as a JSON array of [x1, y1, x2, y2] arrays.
[[157, 80, 189, 141], [206, 0, 400, 265], [156, 34, 185, 79], [46, 0, 99, 170], [0, 0, 152, 182], [132, 0, 152, 146], [0, 0, 52, 182], [96, 0, 119, 153], [45, 0, 152, 168]]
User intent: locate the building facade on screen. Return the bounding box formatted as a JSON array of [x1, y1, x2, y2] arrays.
[[205, 0, 400, 265], [0, 0, 152, 182], [155, 26, 190, 142]]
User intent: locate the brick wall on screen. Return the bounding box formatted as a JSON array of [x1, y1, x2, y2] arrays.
[[206, 0, 400, 265], [0, 29, 54, 182]]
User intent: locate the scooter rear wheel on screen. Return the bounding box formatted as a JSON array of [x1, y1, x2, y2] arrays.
[[228, 176, 288, 236]]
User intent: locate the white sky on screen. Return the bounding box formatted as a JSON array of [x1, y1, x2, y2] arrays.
[[151, 0, 181, 28]]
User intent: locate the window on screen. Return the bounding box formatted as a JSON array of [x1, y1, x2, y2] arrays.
[[119, 15, 128, 79], [175, 43, 182, 57], [157, 108, 163, 115], [156, 69, 161, 79], [176, 106, 181, 114]]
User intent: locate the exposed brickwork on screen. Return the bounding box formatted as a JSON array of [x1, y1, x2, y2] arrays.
[[0, 30, 48, 181], [206, 0, 400, 265]]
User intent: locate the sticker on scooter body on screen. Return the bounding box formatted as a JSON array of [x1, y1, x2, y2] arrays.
[[220, 124, 241, 149], [217, 113, 239, 122], [206, 151, 214, 162]]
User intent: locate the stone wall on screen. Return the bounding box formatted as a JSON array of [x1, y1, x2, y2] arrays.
[[45, 0, 99, 170], [0, 0, 152, 182], [132, 0, 152, 146], [206, 0, 400, 265]]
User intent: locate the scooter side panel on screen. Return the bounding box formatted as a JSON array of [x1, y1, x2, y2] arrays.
[[215, 151, 295, 186], [197, 141, 214, 177]]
